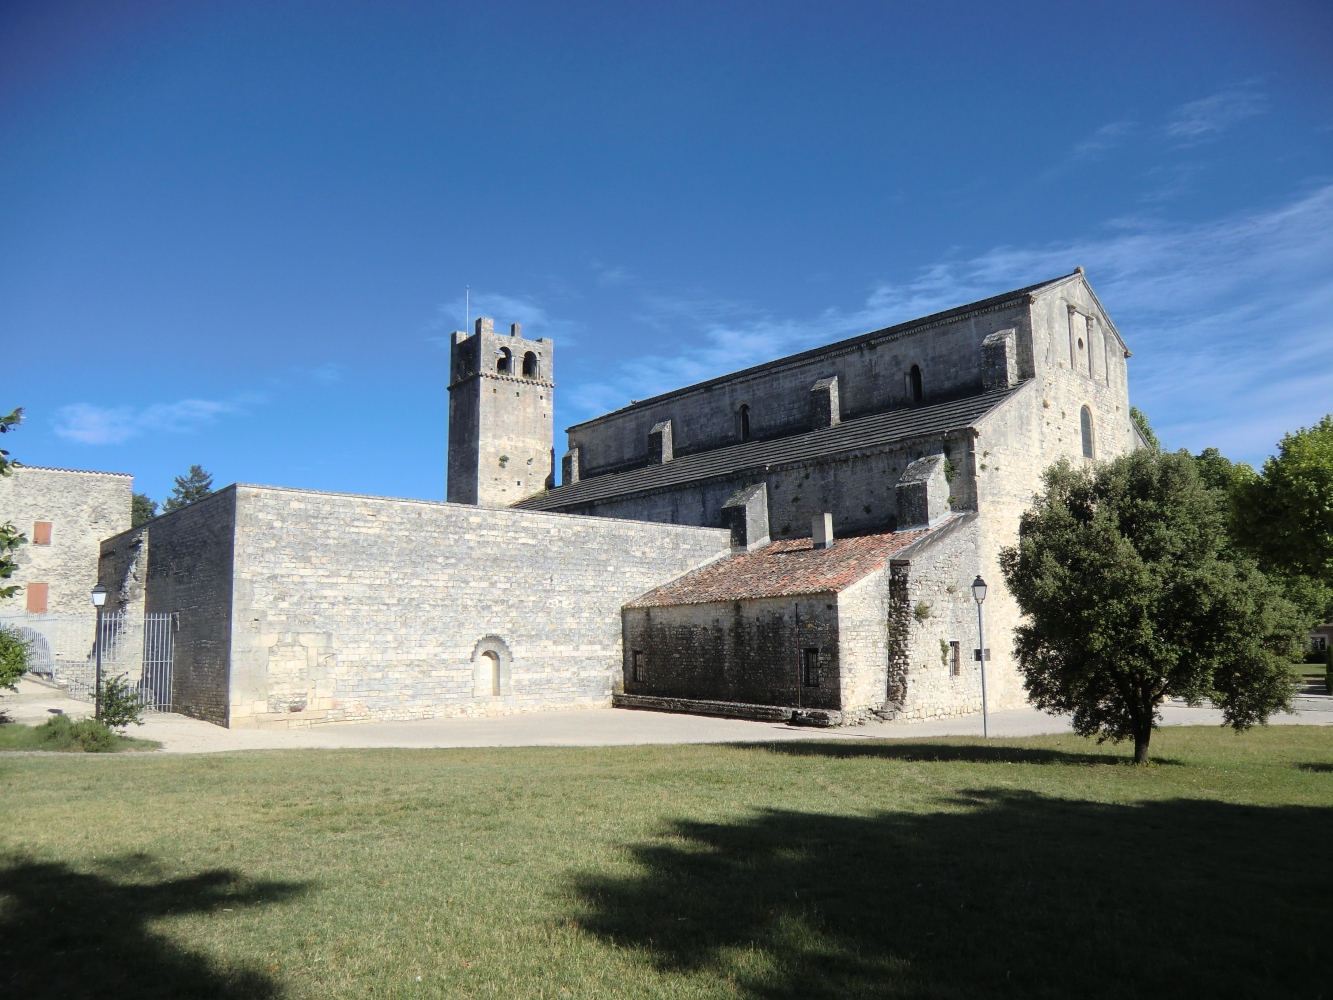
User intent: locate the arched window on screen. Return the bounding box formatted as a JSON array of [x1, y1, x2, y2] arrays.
[[522, 351, 539, 378], [496, 347, 512, 374], [1080, 406, 1095, 459], [739, 404, 751, 441], [910, 365, 923, 403], [481, 650, 500, 696]]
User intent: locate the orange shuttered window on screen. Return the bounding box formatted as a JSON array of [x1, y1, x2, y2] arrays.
[[26, 582, 48, 614], [32, 521, 52, 545]]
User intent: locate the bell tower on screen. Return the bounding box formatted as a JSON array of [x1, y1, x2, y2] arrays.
[[447, 317, 555, 506]]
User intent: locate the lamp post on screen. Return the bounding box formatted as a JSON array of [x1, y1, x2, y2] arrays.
[[971, 575, 989, 739], [90, 583, 107, 720]]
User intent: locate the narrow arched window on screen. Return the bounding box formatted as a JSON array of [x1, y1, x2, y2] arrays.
[[910, 365, 923, 403], [522, 351, 538, 378], [1080, 406, 1094, 459], [496, 347, 512, 374], [482, 650, 501, 696], [739, 404, 751, 441]]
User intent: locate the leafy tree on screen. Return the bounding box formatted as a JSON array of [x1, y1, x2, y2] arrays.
[[132, 492, 158, 527], [1000, 450, 1303, 764], [1233, 416, 1333, 582], [0, 624, 29, 691], [0, 408, 25, 600], [162, 465, 214, 512], [1130, 406, 1160, 452]]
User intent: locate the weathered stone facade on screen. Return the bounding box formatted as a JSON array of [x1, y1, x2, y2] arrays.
[[447, 318, 555, 507], [99, 486, 730, 728], [0, 466, 132, 617]]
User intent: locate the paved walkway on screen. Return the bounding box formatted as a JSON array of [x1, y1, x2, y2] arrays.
[[4, 675, 1330, 754]]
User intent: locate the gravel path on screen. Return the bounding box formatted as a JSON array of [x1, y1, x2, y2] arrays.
[[5, 675, 1330, 754]]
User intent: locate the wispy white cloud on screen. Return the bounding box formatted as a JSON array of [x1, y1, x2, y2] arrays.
[[55, 396, 245, 444], [568, 185, 1333, 464], [1165, 82, 1267, 144], [1070, 120, 1137, 161], [307, 363, 342, 384]]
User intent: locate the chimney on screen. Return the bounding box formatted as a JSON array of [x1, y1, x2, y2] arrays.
[[812, 512, 834, 549], [562, 447, 580, 485], [510, 323, 522, 338], [475, 316, 494, 336], [721, 483, 770, 553]]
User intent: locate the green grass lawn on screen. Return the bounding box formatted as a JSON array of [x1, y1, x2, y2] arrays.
[[3, 725, 1331, 999]]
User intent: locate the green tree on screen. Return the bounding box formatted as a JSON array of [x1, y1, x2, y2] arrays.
[[132, 492, 158, 526], [162, 465, 214, 512], [1000, 450, 1303, 764], [1233, 416, 1333, 582], [0, 407, 25, 600], [1130, 406, 1160, 452]]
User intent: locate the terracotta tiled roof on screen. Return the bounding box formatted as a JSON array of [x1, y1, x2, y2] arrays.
[[625, 526, 939, 607]]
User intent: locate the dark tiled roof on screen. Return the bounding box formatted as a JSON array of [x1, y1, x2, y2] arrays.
[[567, 270, 1079, 431], [626, 527, 937, 607], [519, 387, 1015, 511]]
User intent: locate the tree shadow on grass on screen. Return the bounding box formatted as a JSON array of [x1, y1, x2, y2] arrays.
[[0, 855, 307, 999], [572, 791, 1329, 999], [749, 740, 1184, 767], [1297, 762, 1333, 773]]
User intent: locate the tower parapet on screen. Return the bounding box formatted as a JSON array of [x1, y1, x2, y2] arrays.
[[447, 317, 555, 506]]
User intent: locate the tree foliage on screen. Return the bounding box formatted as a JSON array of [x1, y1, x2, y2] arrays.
[[0, 407, 25, 600], [162, 465, 214, 512], [132, 492, 158, 527], [1129, 406, 1160, 453], [98, 674, 146, 730], [1000, 450, 1303, 763], [1232, 415, 1333, 583], [0, 623, 29, 691]]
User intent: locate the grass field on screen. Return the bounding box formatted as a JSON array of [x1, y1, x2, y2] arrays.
[[3, 725, 1331, 999]]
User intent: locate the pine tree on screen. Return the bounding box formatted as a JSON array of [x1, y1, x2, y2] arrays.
[[131, 493, 158, 526], [162, 465, 214, 512]]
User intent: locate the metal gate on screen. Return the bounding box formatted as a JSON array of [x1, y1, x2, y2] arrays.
[[1, 610, 176, 711]]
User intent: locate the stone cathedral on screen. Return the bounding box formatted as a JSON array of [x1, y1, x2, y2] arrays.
[[88, 268, 1140, 729]]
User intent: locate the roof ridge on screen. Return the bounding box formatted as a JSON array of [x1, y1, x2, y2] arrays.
[[568, 270, 1079, 430]]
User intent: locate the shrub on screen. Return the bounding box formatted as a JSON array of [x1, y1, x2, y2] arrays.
[[98, 674, 145, 730], [37, 714, 117, 752], [1326, 649, 1333, 696], [0, 623, 28, 691]]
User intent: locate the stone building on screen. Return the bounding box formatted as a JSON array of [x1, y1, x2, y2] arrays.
[[92, 267, 1141, 729], [0, 465, 132, 617], [523, 267, 1141, 719]]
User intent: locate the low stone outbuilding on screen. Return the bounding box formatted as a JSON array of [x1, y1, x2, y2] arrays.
[[619, 511, 1004, 725]]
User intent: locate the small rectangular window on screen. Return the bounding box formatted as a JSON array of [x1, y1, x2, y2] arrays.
[[949, 641, 961, 676], [802, 648, 820, 687], [32, 521, 52, 545], [631, 650, 645, 683], [26, 582, 48, 614]]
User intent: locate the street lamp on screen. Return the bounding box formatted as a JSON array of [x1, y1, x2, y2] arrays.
[[971, 575, 989, 739], [90, 583, 107, 720]]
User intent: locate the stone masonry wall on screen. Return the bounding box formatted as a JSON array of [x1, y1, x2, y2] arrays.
[[228, 487, 731, 728], [621, 595, 840, 710], [0, 466, 132, 617], [556, 430, 978, 542], [568, 301, 1033, 477], [99, 490, 239, 725]]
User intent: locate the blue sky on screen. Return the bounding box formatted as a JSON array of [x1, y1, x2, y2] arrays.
[[2, 1, 1331, 503]]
